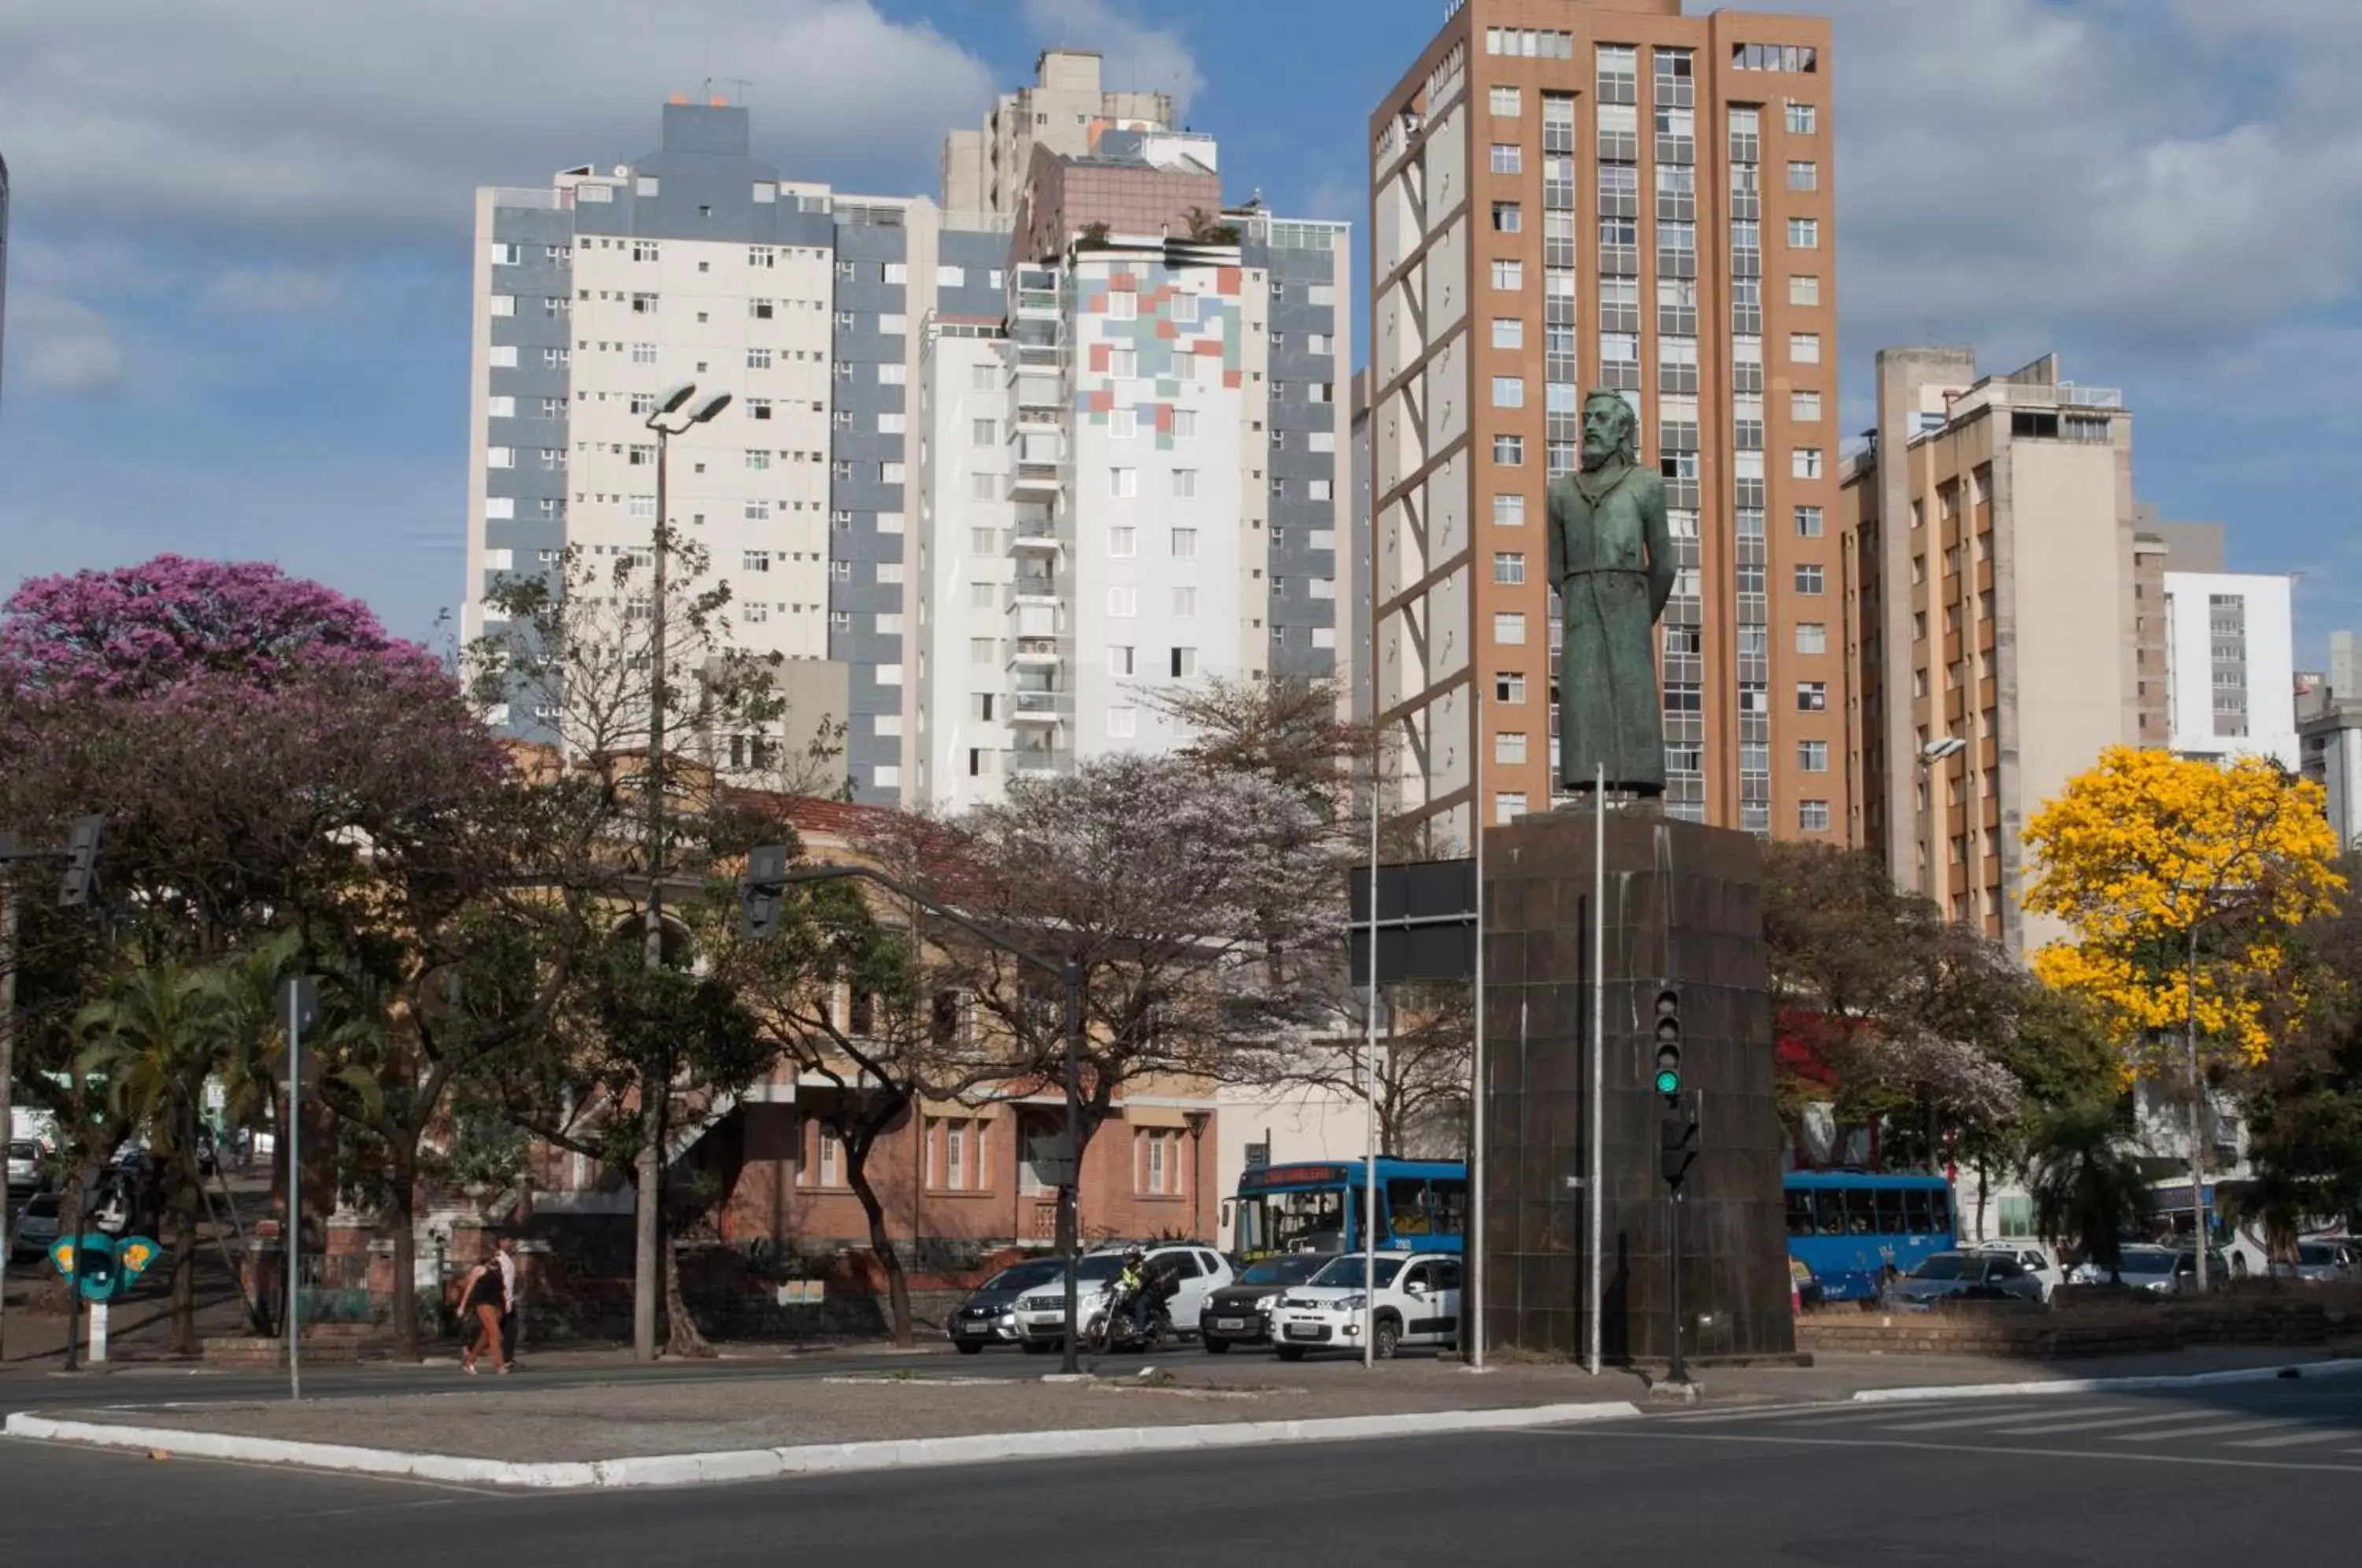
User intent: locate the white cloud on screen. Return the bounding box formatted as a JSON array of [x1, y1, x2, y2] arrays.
[[6, 288, 128, 394], [202, 265, 347, 315], [1022, 0, 1203, 120], [0, 1, 993, 242]]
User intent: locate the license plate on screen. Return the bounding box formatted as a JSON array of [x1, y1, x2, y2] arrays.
[[1216, 1317, 1248, 1331], [1284, 1323, 1322, 1340], [959, 1322, 990, 1335]]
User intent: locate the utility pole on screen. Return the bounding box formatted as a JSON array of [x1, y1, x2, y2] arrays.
[[0, 868, 17, 1364], [633, 383, 730, 1363]]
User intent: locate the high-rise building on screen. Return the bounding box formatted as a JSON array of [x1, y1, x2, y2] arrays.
[[913, 131, 1352, 810], [2160, 562, 2297, 771], [2299, 631, 2362, 849], [1840, 349, 2139, 949], [464, 98, 1012, 802], [942, 50, 1175, 219], [1368, 0, 1838, 845]]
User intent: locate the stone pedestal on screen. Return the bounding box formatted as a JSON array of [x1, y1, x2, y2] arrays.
[[1481, 808, 1792, 1362]]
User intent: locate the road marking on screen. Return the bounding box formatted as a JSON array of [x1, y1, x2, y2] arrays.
[[2115, 1421, 2286, 1443], [2227, 1428, 2362, 1449], [1874, 1406, 2117, 1433], [1543, 1424, 2362, 1475], [1668, 1404, 1946, 1427], [1984, 1411, 2230, 1437]]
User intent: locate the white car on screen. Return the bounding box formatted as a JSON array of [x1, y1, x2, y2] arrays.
[[1268, 1250, 1464, 1361], [1970, 1241, 2065, 1302], [1010, 1244, 1234, 1349]]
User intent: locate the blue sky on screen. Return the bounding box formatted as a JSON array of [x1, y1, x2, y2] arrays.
[[5, 0, 2360, 663]]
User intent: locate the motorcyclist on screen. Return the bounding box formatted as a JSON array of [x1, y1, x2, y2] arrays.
[[1116, 1246, 1155, 1339]]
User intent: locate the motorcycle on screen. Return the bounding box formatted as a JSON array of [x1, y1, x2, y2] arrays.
[[1088, 1280, 1174, 1354]]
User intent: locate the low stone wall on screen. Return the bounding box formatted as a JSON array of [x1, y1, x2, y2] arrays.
[[202, 1327, 368, 1370], [1795, 1296, 2334, 1359]]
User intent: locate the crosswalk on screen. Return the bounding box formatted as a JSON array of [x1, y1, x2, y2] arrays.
[[1645, 1392, 2362, 1467]]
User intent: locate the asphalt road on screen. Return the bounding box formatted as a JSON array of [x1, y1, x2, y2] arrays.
[[6, 1379, 2359, 1566]]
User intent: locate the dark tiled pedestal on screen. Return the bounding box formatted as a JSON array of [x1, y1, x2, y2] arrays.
[[1480, 808, 1793, 1363]]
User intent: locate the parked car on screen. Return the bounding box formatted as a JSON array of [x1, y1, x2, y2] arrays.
[[6, 1139, 47, 1196], [946, 1258, 1070, 1354], [1010, 1244, 1235, 1351], [1267, 1250, 1464, 1361], [1970, 1240, 2067, 1302], [2073, 1244, 2230, 1294], [1199, 1252, 1338, 1352], [2290, 1241, 2360, 1284], [10, 1192, 63, 1259], [1886, 1250, 2045, 1310]]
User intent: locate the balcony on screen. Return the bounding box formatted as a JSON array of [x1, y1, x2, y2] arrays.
[[1010, 570, 1059, 604], [1009, 688, 1064, 725], [1011, 460, 1064, 499], [1009, 636, 1061, 668], [1009, 749, 1072, 778], [1012, 515, 1061, 552], [1013, 403, 1062, 433]]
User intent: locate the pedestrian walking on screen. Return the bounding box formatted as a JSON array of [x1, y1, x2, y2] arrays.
[[494, 1234, 522, 1370], [458, 1247, 512, 1375]]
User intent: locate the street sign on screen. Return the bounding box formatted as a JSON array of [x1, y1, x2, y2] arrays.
[[1346, 859, 1478, 983], [1244, 1141, 1270, 1170]]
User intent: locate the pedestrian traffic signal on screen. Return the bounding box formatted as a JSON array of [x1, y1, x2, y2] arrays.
[[1652, 987, 1682, 1099], [1659, 1094, 1699, 1189], [59, 815, 104, 908]]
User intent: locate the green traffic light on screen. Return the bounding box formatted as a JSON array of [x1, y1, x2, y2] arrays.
[[1654, 1068, 1680, 1095]]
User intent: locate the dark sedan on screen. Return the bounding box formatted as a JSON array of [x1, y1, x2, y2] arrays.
[[1198, 1253, 1338, 1352], [946, 1257, 1069, 1354]]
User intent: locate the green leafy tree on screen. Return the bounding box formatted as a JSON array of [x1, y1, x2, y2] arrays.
[[2025, 1100, 2156, 1279]]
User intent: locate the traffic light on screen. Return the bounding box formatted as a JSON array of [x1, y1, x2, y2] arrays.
[[1652, 987, 1682, 1100], [739, 842, 790, 941], [58, 815, 104, 908], [1660, 1094, 1699, 1188]]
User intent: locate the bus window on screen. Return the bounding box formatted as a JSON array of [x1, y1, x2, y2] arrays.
[[1902, 1189, 1934, 1233], [1875, 1189, 1907, 1234], [1930, 1188, 1952, 1234], [1813, 1190, 1846, 1236], [1388, 1178, 1432, 1237], [1786, 1189, 1815, 1236], [1429, 1179, 1468, 1239]]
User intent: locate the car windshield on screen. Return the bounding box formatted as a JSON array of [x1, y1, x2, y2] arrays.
[[2299, 1244, 2342, 1265], [979, 1261, 1064, 1292], [1241, 1256, 1329, 1286], [1909, 1254, 1977, 1281], [2116, 1248, 2175, 1272], [25, 1196, 60, 1216], [1309, 1256, 1406, 1289]]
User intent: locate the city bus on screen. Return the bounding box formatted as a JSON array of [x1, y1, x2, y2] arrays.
[[1784, 1170, 1956, 1302], [1228, 1158, 1468, 1260]]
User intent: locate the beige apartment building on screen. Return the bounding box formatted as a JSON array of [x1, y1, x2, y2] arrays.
[[1839, 349, 2138, 951], [1368, 0, 1841, 844], [942, 50, 1175, 219]]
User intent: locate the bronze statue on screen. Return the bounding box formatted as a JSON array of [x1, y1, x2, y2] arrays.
[[1546, 390, 1675, 799]]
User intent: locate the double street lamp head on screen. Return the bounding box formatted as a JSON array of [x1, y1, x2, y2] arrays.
[[645, 383, 735, 432]]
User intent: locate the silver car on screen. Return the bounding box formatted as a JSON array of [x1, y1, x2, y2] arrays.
[[2075, 1244, 2228, 1294], [1887, 1250, 2045, 1309], [2291, 1241, 2360, 1284]]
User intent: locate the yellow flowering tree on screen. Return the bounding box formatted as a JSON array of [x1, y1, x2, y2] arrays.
[[2023, 746, 2343, 1285]]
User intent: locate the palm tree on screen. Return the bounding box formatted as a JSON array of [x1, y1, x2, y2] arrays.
[[2026, 1100, 2155, 1282], [76, 955, 230, 1355]]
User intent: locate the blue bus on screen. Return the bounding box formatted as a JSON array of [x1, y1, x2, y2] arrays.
[[1228, 1158, 1468, 1260], [1784, 1170, 1956, 1302]]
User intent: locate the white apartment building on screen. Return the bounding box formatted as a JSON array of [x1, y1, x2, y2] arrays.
[[2163, 570, 2298, 770], [941, 49, 1174, 218]]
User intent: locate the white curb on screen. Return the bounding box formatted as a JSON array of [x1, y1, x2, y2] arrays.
[[1849, 1356, 2362, 1406], [3, 1400, 1640, 1491]]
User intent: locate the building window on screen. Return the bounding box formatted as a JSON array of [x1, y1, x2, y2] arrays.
[[1786, 161, 1819, 192], [1109, 586, 1137, 617], [1797, 739, 1829, 773], [1138, 1129, 1183, 1196], [1109, 347, 1138, 379], [1495, 792, 1528, 823], [1110, 468, 1138, 498], [1791, 390, 1823, 423], [1493, 435, 1526, 466], [1795, 622, 1827, 655], [1108, 290, 1136, 321], [1791, 448, 1823, 479], [1794, 505, 1824, 538], [1109, 706, 1139, 738], [815, 1126, 841, 1188], [742, 549, 771, 573], [1491, 143, 1523, 175], [1172, 586, 1198, 616], [1795, 682, 1827, 712], [1789, 274, 1820, 308], [1494, 552, 1527, 585], [1109, 527, 1137, 557], [1494, 611, 1527, 645], [1787, 217, 1820, 250], [1491, 202, 1523, 232], [1794, 564, 1825, 594], [1496, 671, 1527, 704], [1786, 101, 1817, 135], [1171, 527, 1198, 558], [1170, 646, 1198, 679], [1492, 376, 1526, 409], [1798, 799, 1831, 832], [1788, 332, 1821, 364], [1494, 494, 1527, 527], [969, 637, 996, 666], [1496, 731, 1528, 764], [1172, 468, 1198, 499], [971, 417, 998, 447], [1491, 85, 1523, 116], [1172, 409, 1198, 438], [971, 472, 1000, 501], [1109, 645, 1136, 675], [1109, 409, 1138, 440], [745, 347, 772, 370], [1491, 259, 1524, 290], [1492, 317, 1524, 349]]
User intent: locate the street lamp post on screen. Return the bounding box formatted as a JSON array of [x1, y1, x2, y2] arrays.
[[747, 861, 1090, 1376], [632, 382, 731, 1365]]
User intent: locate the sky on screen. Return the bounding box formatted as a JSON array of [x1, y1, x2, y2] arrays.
[[4, 0, 2361, 664]]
